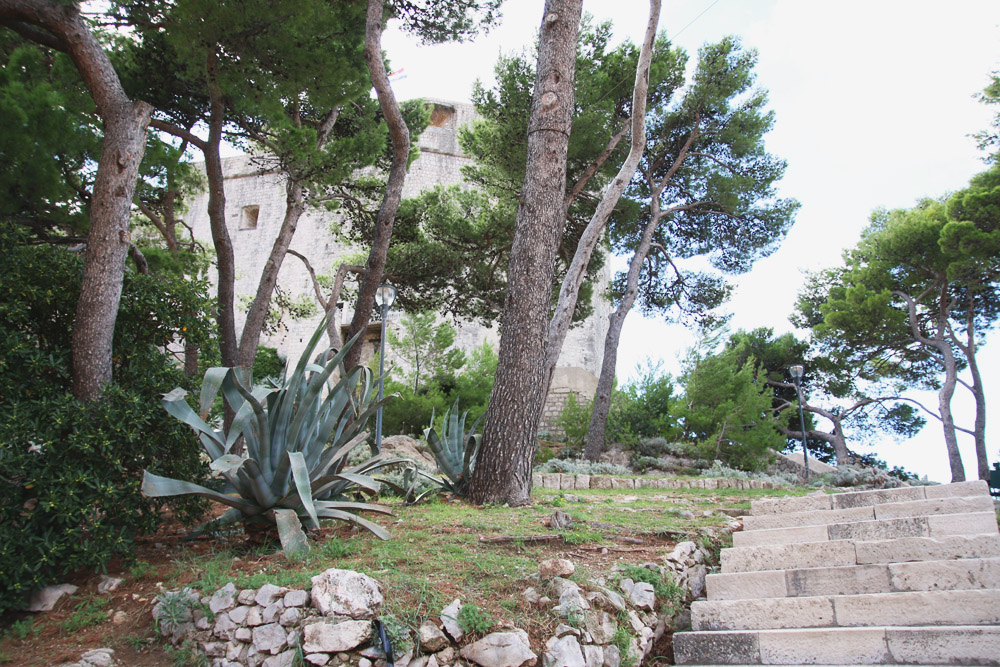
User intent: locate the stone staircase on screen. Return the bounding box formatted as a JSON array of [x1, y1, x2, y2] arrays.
[[673, 480, 1000, 665]]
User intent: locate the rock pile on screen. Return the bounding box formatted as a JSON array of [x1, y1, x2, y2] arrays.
[[150, 527, 734, 667]]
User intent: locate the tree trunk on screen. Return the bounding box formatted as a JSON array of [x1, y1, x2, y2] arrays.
[[203, 65, 238, 369], [467, 0, 584, 506], [236, 178, 306, 368], [937, 340, 965, 482], [543, 0, 660, 385], [343, 0, 411, 371], [584, 219, 659, 460], [966, 343, 988, 480], [0, 0, 153, 400]]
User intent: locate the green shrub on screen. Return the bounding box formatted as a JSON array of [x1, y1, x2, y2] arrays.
[[606, 362, 680, 446], [0, 224, 212, 613], [555, 393, 592, 447]]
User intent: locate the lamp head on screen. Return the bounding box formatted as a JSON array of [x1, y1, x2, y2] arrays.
[[375, 284, 396, 309], [789, 364, 804, 382]]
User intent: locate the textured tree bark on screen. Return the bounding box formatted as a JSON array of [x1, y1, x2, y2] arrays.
[[954, 305, 988, 480], [584, 193, 661, 461], [236, 108, 342, 368], [0, 0, 152, 400], [543, 0, 660, 387], [203, 64, 238, 369], [467, 0, 583, 506], [897, 288, 965, 482], [343, 0, 411, 371]]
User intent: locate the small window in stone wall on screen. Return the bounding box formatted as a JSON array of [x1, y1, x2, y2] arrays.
[[428, 103, 455, 128], [240, 205, 260, 230]]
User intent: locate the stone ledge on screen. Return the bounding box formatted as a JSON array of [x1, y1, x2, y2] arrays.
[[531, 473, 784, 492]]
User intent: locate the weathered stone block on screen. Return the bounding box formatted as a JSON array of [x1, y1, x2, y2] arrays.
[[786, 563, 890, 597], [672, 630, 759, 665], [691, 597, 835, 631], [757, 627, 889, 664], [705, 571, 787, 601]]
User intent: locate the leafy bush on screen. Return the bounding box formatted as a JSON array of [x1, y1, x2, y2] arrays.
[[605, 361, 680, 446], [380, 341, 497, 437], [0, 224, 213, 613], [554, 393, 592, 447]]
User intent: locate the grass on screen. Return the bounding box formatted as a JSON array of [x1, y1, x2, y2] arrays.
[[59, 597, 110, 634], [0, 483, 799, 666]]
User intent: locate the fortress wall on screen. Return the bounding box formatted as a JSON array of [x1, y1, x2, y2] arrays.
[[185, 100, 609, 428]]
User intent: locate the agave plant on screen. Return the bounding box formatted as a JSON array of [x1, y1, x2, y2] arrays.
[[142, 315, 400, 556], [423, 400, 484, 496]]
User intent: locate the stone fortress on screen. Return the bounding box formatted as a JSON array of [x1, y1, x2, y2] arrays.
[[185, 99, 611, 434]]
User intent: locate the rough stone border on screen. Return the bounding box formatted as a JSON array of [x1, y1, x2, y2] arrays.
[[532, 474, 785, 492]]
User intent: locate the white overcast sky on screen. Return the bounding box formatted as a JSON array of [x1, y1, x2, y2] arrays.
[[381, 0, 1000, 482]]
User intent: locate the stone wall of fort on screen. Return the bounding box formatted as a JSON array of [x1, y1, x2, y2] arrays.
[[184, 99, 610, 435]]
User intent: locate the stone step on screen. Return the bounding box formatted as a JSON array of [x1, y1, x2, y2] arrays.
[[673, 625, 1000, 665], [748, 480, 990, 517], [706, 556, 1000, 600], [691, 589, 1000, 631], [741, 495, 996, 532], [732, 511, 999, 548], [721, 535, 1000, 573]]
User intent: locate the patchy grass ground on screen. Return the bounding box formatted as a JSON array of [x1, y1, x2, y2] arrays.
[[0, 484, 802, 667]]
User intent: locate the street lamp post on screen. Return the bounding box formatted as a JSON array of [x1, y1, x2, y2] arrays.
[[374, 284, 396, 455], [789, 364, 810, 480]]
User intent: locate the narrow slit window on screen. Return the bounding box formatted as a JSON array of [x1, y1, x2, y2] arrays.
[[240, 205, 260, 230]]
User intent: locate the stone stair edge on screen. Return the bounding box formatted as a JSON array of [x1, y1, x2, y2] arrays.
[[742, 495, 996, 531], [748, 480, 991, 516], [732, 510, 999, 548], [705, 556, 1000, 600], [690, 588, 1000, 632], [673, 625, 1000, 666]]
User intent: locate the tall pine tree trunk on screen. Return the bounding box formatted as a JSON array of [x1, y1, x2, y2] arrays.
[[468, 0, 583, 506], [543, 0, 660, 386], [0, 0, 153, 400], [203, 65, 238, 369], [584, 198, 660, 460], [343, 0, 410, 371]]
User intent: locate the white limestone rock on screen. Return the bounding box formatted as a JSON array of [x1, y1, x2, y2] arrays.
[[27, 583, 79, 612], [252, 622, 288, 654], [310, 569, 384, 619], [302, 619, 374, 653], [419, 620, 450, 652], [543, 635, 585, 667], [627, 582, 655, 612], [441, 599, 464, 642], [283, 589, 309, 607], [539, 559, 575, 580], [210, 583, 238, 613], [459, 630, 537, 667], [256, 584, 287, 608]]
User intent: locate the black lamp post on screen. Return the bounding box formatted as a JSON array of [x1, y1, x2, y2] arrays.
[[374, 284, 396, 455], [789, 364, 810, 480]]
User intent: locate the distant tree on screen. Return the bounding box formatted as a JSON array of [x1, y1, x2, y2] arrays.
[[584, 36, 798, 460], [387, 312, 466, 391], [726, 327, 925, 465], [974, 71, 1000, 162], [678, 341, 784, 472], [806, 172, 1000, 481]]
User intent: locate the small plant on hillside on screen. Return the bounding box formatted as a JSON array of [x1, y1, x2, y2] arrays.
[[617, 565, 686, 616], [456, 603, 494, 635], [555, 393, 592, 448], [59, 597, 109, 634], [143, 316, 402, 557], [423, 399, 483, 496]]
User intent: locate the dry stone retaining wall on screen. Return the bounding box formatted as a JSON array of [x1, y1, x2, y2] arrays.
[[532, 474, 785, 492], [146, 528, 739, 667]]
